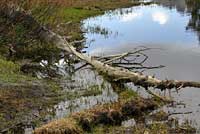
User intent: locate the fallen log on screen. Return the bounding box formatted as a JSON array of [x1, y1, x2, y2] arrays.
[[2, 5, 200, 96]]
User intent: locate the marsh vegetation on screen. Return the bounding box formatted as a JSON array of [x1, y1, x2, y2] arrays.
[[0, 0, 200, 134]]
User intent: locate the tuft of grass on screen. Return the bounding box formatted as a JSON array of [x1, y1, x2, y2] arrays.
[[34, 117, 83, 134], [119, 89, 138, 101], [0, 56, 35, 83], [0, 56, 19, 73]]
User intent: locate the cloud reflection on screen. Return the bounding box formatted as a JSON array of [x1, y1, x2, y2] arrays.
[[152, 11, 169, 25]]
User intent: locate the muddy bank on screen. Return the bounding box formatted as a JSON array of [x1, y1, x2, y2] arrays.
[[0, 82, 60, 133], [0, 56, 64, 133], [34, 88, 196, 134], [34, 91, 160, 134]]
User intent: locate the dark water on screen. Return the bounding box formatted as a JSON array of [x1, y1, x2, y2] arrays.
[[82, 0, 200, 131]]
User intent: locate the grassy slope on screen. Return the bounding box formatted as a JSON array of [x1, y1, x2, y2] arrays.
[[43, 0, 144, 25], [0, 56, 34, 83], [0, 56, 63, 131]]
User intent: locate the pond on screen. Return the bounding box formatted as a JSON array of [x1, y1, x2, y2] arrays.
[[83, 0, 199, 55], [82, 0, 200, 131]]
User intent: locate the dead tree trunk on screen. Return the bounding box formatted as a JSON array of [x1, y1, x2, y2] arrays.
[[2, 6, 200, 96]]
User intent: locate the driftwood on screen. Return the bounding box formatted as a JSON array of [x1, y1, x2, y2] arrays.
[[2, 5, 200, 99]]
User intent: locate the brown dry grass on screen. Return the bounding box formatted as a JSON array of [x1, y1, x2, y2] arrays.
[[35, 118, 82, 134], [27, 0, 135, 7], [1, 0, 140, 11], [34, 97, 159, 134]]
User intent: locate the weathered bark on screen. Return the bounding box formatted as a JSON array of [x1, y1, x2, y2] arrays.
[[2, 6, 200, 93]]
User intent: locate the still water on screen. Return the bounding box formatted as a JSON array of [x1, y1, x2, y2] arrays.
[[83, 0, 199, 55], [83, 0, 200, 131]]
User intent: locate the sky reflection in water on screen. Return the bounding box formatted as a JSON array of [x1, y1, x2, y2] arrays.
[[83, 4, 199, 55]]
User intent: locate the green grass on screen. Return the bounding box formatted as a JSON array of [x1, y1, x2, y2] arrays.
[[0, 56, 35, 83], [59, 8, 103, 22], [0, 56, 65, 131], [34, 7, 103, 24], [119, 89, 138, 101]]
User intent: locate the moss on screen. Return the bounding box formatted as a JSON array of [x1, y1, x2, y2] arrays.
[[119, 89, 138, 101]]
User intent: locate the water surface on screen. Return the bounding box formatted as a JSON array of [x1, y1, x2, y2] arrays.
[[83, 0, 200, 55], [82, 0, 200, 131]]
